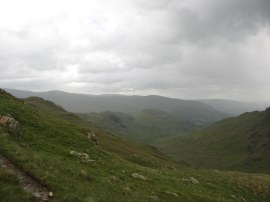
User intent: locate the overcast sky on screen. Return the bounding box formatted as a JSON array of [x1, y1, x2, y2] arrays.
[[0, 0, 270, 101]]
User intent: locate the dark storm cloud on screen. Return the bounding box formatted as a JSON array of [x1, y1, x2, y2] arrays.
[[149, 0, 270, 44]]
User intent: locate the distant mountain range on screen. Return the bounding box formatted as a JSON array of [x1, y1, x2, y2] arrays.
[[200, 99, 268, 115], [5, 88, 230, 126]]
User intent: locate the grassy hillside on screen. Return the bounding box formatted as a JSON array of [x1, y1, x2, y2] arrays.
[[79, 109, 197, 143], [0, 169, 38, 201], [6, 88, 228, 125], [1, 89, 270, 201], [156, 109, 270, 174], [24, 96, 84, 124]]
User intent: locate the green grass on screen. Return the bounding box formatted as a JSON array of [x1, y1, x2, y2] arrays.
[[0, 89, 270, 201], [155, 110, 270, 174], [0, 168, 38, 202]]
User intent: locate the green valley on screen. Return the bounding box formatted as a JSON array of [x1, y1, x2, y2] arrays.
[[1, 89, 270, 201], [156, 108, 270, 174], [78, 109, 197, 143]]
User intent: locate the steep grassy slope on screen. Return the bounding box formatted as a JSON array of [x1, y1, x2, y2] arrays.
[[79, 109, 197, 143], [22, 96, 173, 168], [1, 89, 270, 201], [156, 109, 270, 174], [6, 88, 228, 125]]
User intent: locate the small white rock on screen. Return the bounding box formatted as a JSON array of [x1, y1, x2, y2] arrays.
[[131, 173, 147, 180]]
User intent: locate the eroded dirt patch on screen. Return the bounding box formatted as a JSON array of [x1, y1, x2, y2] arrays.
[[0, 153, 52, 201]]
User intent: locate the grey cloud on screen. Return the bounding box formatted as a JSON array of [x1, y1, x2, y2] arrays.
[[0, 26, 67, 73], [177, 0, 270, 43], [0, 78, 59, 92], [134, 0, 270, 46], [78, 72, 125, 84], [0, 0, 270, 101], [134, 0, 173, 12]]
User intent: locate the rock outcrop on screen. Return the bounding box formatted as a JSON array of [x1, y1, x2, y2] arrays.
[[0, 114, 21, 136], [87, 131, 98, 145]]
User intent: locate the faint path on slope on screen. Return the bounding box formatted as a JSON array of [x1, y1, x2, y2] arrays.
[[0, 153, 52, 201]]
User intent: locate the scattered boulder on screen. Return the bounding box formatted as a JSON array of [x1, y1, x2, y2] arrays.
[[165, 191, 179, 197], [48, 192, 53, 198], [69, 151, 76, 155], [33, 193, 42, 199], [87, 131, 98, 145], [70, 151, 88, 159], [80, 153, 90, 160], [131, 173, 147, 180], [0, 114, 21, 136], [190, 177, 199, 184], [69, 151, 95, 163], [182, 177, 200, 184]]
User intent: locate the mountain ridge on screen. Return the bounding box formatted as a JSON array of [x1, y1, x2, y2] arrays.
[[5, 88, 228, 126]]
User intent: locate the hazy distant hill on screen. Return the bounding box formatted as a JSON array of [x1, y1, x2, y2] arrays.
[[200, 99, 268, 115], [78, 109, 198, 143], [5, 88, 228, 125], [156, 108, 270, 174]]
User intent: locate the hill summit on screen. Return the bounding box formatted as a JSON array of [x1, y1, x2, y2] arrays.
[[5, 88, 228, 125]]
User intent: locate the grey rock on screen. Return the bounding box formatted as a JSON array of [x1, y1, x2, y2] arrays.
[[70, 151, 94, 163], [190, 177, 199, 184], [165, 191, 179, 197], [131, 173, 147, 180], [0, 115, 21, 136], [88, 131, 98, 145], [182, 177, 200, 184]]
